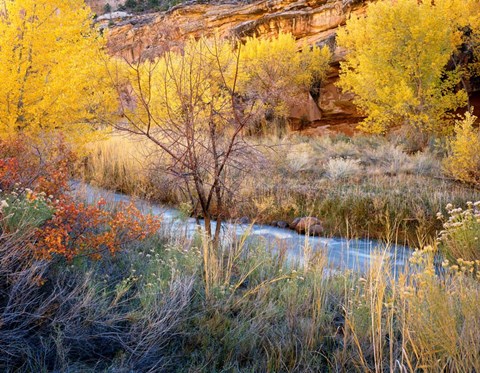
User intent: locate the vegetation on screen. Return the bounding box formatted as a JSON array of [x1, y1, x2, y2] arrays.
[[2, 142, 480, 371], [444, 112, 480, 186], [238, 33, 331, 134], [83, 133, 479, 247], [111, 37, 256, 246], [438, 200, 480, 261], [0, 135, 160, 260], [110, 35, 331, 245], [337, 0, 478, 134], [119, 0, 169, 12], [0, 0, 116, 143], [103, 3, 112, 13], [1, 0, 480, 371]]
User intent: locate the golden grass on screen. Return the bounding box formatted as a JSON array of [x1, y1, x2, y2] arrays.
[[4, 132, 480, 371], [337, 245, 480, 371], [81, 134, 154, 197], [2, 176, 480, 370], [80, 133, 479, 248], [193, 232, 480, 371]]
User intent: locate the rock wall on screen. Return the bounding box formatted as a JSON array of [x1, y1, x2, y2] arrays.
[[100, 0, 370, 127], [104, 0, 367, 60]]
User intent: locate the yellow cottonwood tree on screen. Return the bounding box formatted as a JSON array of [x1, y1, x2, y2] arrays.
[[337, 0, 476, 134], [238, 33, 331, 121], [121, 38, 237, 130], [0, 0, 116, 141]]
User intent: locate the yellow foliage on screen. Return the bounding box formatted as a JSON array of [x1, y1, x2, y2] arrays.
[[120, 34, 331, 132], [238, 33, 331, 118], [0, 0, 117, 143], [120, 37, 237, 133], [443, 112, 480, 185], [436, 0, 480, 80], [337, 0, 477, 134]]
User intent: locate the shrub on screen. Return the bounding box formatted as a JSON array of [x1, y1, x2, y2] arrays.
[[411, 151, 441, 176], [286, 142, 317, 172], [125, 0, 137, 8], [311, 136, 360, 160], [443, 112, 480, 185], [0, 190, 53, 233], [361, 143, 410, 172], [0, 135, 161, 262], [438, 201, 480, 261], [0, 230, 194, 371], [0, 135, 75, 198], [36, 197, 160, 260], [325, 158, 362, 180]]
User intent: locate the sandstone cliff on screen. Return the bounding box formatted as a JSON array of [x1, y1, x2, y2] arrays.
[[94, 0, 369, 130]]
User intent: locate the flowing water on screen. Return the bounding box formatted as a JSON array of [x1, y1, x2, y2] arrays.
[[71, 181, 412, 274]]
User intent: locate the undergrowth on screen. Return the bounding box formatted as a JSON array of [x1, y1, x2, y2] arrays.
[[2, 133, 480, 371], [82, 134, 479, 247]]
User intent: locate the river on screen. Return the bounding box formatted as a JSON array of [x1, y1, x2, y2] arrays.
[[71, 181, 412, 274]]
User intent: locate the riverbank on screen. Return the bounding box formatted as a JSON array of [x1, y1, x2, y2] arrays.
[[2, 134, 480, 371], [81, 133, 479, 248], [2, 195, 479, 371], [72, 180, 412, 273]]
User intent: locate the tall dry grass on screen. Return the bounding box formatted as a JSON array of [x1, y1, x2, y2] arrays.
[[81, 135, 185, 205], [0, 225, 194, 371], [1, 190, 480, 371], [4, 126, 480, 371], [80, 134, 479, 248], [81, 135, 154, 196]]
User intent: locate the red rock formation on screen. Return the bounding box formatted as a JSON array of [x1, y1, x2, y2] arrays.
[[90, 0, 479, 131], [104, 0, 367, 60]]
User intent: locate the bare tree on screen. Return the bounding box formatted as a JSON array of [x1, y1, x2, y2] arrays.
[[110, 37, 259, 247]]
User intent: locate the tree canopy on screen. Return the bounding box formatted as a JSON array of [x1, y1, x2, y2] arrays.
[[337, 0, 479, 134], [238, 33, 331, 122], [0, 0, 116, 142]]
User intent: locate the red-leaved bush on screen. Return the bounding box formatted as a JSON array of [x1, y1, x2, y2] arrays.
[[0, 134, 75, 198], [0, 134, 160, 261], [36, 197, 160, 260]]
